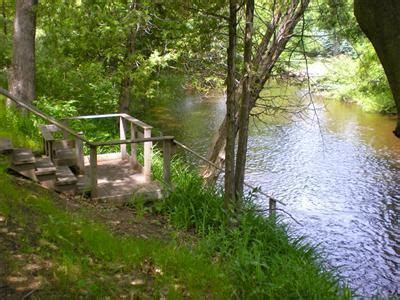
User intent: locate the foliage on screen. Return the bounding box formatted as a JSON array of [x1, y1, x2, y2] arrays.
[[353, 42, 395, 113], [0, 96, 42, 150]]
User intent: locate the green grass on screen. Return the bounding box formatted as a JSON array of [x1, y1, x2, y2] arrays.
[[0, 96, 42, 151], [148, 151, 352, 298], [0, 157, 231, 298]]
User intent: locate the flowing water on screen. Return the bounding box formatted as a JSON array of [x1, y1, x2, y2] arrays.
[[138, 88, 400, 296]]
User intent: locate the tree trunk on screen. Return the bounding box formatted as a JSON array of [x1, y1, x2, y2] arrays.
[[234, 0, 254, 199], [119, 1, 139, 113], [354, 0, 400, 138], [2, 0, 7, 36], [8, 0, 37, 107], [203, 0, 310, 183], [224, 0, 238, 205]]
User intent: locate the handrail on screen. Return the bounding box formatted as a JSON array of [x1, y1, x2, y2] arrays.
[[120, 113, 153, 129], [91, 136, 174, 147], [62, 113, 122, 120], [62, 113, 153, 130], [173, 139, 286, 206], [0, 88, 90, 144]]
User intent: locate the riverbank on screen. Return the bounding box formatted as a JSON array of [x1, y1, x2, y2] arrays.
[[300, 55, 396, 114], [0, 103, 352, 298]]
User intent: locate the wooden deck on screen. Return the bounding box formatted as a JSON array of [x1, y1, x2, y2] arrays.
[[83, 153, 163, 204]]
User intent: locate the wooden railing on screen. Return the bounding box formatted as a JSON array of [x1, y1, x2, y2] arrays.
[[0, 87, 281, 216], [63, 113, 154, 182], [0, 88, 173, 199]]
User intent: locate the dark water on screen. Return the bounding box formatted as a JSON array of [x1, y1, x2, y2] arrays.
[[140, 90, 400, 296]]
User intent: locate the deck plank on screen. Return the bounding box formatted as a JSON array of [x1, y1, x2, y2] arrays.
[[85, 154, 162, 202]]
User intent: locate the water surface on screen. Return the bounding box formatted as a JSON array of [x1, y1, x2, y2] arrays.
[[137, 89, 400, 296]]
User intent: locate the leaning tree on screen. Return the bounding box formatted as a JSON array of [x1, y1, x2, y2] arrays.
[[354, 0, 400, 138]]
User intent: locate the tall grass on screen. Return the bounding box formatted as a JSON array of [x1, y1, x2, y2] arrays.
[[149, 150, 352, 298], [0, 96, 42, 150]]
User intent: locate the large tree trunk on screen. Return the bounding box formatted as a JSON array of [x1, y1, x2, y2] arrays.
[[354, 0, 400, 138], [8, 0, 37, 107], [224, 0, 238, 205], [203, 0, 310, 183], [234, 0, 254, 199]]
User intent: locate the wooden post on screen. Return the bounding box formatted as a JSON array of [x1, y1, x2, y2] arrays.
[[119, 117, 127, 160], [90, 145, 98, 198], [76, 132, 85, 175], [130, 123, 137, 167], [143, 128, 152, 182], [61, 120, 69, 139], [269, 198, 276, 218], [163, 139, 172, 185]]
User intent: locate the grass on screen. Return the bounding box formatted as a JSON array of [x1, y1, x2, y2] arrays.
[[0, 96, 42, 151], [0, 157, 231, 298], [0, 104, 352, 298], [150, 151, 352, 298]]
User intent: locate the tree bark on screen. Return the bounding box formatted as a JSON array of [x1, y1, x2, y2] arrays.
[[2, 0, 7, 36], [8, 0, 37, 107], [234, 0, 254, 199], [224, 0, 238, 205], [203, 0, 310, 183], [354, 0, 400, 138]]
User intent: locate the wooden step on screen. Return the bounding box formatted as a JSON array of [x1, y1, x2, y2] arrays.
[[34, 157, 57, 190], [54, 148, 77, 167], [0, 138, 13, 154], [55, 166, 78, 186], [12, 148, 36, 165], [54, 166, 77, 195], [9, 163, 38, 182], [35, 157, 56, 176], [76, 175, 91, 194]]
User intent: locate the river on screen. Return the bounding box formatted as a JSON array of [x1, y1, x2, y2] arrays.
[[136, 86, 400, 297]]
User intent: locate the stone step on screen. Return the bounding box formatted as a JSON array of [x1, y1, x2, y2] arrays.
[[12, 148, 36, 165], [0, 138, 13, 154]]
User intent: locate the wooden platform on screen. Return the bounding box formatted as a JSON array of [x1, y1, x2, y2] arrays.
[[84, 153, 163, 204]]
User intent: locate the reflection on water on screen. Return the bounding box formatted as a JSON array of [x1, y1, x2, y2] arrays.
[[137, 91, 400, 296]]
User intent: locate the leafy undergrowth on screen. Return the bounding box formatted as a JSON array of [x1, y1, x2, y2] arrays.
[[0, 158, 230, 298]]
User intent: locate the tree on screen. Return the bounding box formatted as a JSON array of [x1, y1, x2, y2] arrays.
[[8, 0, 37, 107], [234, 0, 254, 199], [204, 0, 310, 183], [119, 0, 140, 113], [354, 0, 400, 138], [224, 0, 238, 205]]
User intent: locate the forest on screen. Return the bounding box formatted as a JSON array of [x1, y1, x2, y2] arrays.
[[0, 0, 399, 298]]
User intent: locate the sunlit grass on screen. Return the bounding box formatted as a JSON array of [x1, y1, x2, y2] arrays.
[[0, 157, 230, 298]]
